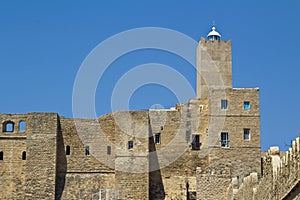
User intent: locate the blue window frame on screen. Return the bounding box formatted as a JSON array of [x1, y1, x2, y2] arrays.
[[221, 100, 228, 110], [244, 101, 250, 110]]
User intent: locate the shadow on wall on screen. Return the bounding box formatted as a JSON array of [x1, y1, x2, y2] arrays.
[[55, 120, 67, 199], [149, 121, 165, 200]]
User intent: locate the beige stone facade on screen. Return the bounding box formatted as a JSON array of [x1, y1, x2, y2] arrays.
[[0, 32, 298, 200]]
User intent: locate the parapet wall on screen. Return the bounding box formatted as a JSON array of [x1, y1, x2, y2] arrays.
[[231, 135, 300, 200]]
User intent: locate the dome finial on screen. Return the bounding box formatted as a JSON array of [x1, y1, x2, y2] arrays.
[[207, 23, 221, 41]]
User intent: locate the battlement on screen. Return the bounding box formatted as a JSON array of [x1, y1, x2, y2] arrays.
[[230, 134, 300, 200], [200, 37, 232, 49]]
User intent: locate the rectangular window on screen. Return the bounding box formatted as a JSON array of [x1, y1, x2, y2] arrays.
[[220, 132, 229, 147], [244, 129, 250, 141], [107, 146, 111, 155], [221, 100, 228, 110], [22, 151, 26, 160], [0, 152, 3, 160], [128, 141, 133, 149], [66, 145, 70, 155], [244, 101, 250, 110], [192, 135, 200, 150], [85, 146, 90, 156], [155, 133, 161, 144]]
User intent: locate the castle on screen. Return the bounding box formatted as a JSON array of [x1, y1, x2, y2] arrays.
[[0, 27, 299, 200]]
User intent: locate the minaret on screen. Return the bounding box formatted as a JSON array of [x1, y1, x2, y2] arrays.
[[196, 26, 232, 98]]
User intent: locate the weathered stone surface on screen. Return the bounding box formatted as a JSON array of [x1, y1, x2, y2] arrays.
[[0, 33, 298, 200]]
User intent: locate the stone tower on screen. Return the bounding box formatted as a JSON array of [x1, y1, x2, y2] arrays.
[[196, 26, 232, 98], [196, 26, 261, 177]]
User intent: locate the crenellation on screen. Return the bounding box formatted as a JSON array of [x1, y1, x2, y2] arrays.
[[231, 136, 300, 200]]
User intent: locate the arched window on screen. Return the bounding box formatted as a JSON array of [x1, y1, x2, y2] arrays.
[[22, 151, 26, 160], [19, 121, 26, 132], [0, 152, 3, 160], [66, 145, 70, 155], [3, 121, 14, 132]]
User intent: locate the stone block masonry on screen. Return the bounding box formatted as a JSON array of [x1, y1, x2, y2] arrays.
[[0, 114, 27, 199], [24, 113, 59, 200], [1, 28, 296, 200], [229, 135, 300, 200]]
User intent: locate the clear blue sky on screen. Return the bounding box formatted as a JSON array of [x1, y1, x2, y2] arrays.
[[0, 1, 299, 151]]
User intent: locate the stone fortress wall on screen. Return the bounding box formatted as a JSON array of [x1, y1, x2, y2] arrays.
[[230, 136, 300, 200], [1, 111, 298, 200], [0, 87, 262, 200], [196, 135, 300, 200], [0, 27, 299, 200]]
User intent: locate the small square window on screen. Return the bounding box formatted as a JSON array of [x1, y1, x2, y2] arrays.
[[128, 141, 133, 149], [154, 133, 161, 144], [244, 129, 250, 141], [244, 101, 250, 110], [221, 100, 228, 110]]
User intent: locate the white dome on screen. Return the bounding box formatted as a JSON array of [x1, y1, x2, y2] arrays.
[[207, 26, 221, 37]]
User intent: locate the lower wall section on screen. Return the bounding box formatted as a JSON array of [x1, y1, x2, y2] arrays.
[[115, 155, 149, 199], [0, 139, 27, 199], [58, 173, 115, 200], [208, 147, 261, 177], [196, 167, 232, 200]]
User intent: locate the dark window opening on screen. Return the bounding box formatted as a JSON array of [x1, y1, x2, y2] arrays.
[[244, 129, 250, 141], [221, 100, 228, 110], [85, 146, 90, 156], [128, 141, 133, 149], [160, 126, 164, 131], [155, 133, 161, 144], [19, 121, 26, 132], [221, 132, 229, 147], [192, 135, 200, 150], [107, 146, 111, 155], [22, 151, 26, 160], [0, 152, 3, 160], [66, 145, 70, 155], [244, 101, 250, 110], [3, 121, 14, 132]]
